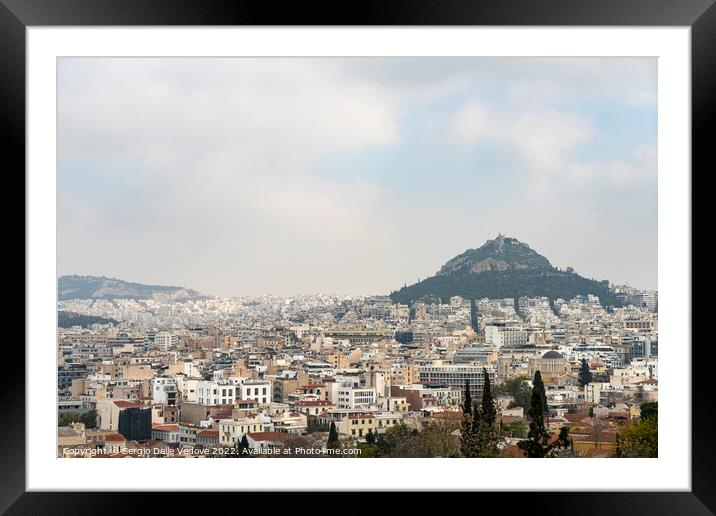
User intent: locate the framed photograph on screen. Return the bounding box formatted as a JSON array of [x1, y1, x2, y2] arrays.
[[8, 0, 710, 512]]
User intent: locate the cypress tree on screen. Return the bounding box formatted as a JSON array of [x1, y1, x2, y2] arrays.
[[519, 373, 549, 457], [533, 370, 549, 415], [460, 380, 475, 457], [472, 400, 483, 456], [327, 421, 339, 449], [481, 368, 496, 426], [479, 368, 498, 457], [472, 400, 482, 435], [578, 358, 593, 387], [518, 371, 569, 458], [463, 379, 472, 414], [237, 434, 249, 456]]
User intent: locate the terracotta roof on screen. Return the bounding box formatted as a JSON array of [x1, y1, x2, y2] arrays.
[[247, 432, 295, 442], [295, 400, 333, 406], [197, 429, 219, 437], [563, 412, 590, 423], [113, 400, 144, 409], [104, 433, 127, 442], [152, 424, 180, 431]]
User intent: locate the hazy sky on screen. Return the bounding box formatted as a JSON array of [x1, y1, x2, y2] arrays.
[[57, 57, 657, 297]]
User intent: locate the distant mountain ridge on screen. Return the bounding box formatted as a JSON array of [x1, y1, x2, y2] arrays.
[[389, 235, 617, 306], [58, 275, 202, 301]]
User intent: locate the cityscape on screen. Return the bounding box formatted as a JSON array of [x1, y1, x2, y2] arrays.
[[57, 57, 657, 459], [57, 236, 658, 459]]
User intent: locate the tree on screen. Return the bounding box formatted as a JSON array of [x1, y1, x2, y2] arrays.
[[376, 424, 418, 457], [461, 380, 477, 457], [533, 370, 549, 415], [59, 412, 81, 426], [578, 358, 593, 387], [481, 368, 496, 426], [518, 371, 569, 458], [640, 401, 658, 421], [615, 402, 657, 458], [239, 434, 250, 456], [327, 421, 340, 449], [462, 379, 472, 415], [586, 417, 606, 449], [616, 417, 657, 457], [496, 376, 532, 411], [81, 410, 97, 429], [476, 369, 499, 457], [502, 420, 527, 438], [365, 429, 376, 445], [307, 421, 329, 433], [470, 400, 483, 456], [414, 421, 461, 458]]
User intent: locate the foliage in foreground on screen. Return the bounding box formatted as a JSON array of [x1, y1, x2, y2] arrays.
[[616, 402, 658, 458], [518, 371, 570, 458], [461, 370, 500, 457]]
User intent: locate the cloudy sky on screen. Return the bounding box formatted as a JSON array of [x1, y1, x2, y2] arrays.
[[57, 57, 657, 297]]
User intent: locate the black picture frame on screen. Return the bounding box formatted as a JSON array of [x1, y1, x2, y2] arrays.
[[4, 0, 711, 513]]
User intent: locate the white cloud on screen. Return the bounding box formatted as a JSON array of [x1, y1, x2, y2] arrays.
[[450, 102, 592, 171], [58, 58, 400, 170], [449, 98, 656, 195], [564, 143, 657, 187], [58, 58, 406, 295], [57, 57, 658, 294]]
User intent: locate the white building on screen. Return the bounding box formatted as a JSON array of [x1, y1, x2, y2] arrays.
[[197, 380, 238, 406], [336, 385, 376, 409], [151, 377, 178, 405], [417, 362, 496, 398], [484, 326, 528, 348], [176, 376, 199, 403], [240, 379, 272, 405], [154, 331, 178, 352]]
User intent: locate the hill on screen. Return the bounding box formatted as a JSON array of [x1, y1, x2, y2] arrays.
[[58, 275, 202, 301], [58, 311, 118, 328], [389, 235, 617, 306]]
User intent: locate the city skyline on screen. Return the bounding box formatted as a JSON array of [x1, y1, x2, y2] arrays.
[[58, 57, 657, 297]]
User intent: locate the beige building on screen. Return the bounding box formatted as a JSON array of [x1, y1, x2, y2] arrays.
[[528, 351, 570, 384], [219, 417, 271, 445], [337, 414, 376, 439], [122, 363, 155, 381], [388, 396, 409, 412]]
